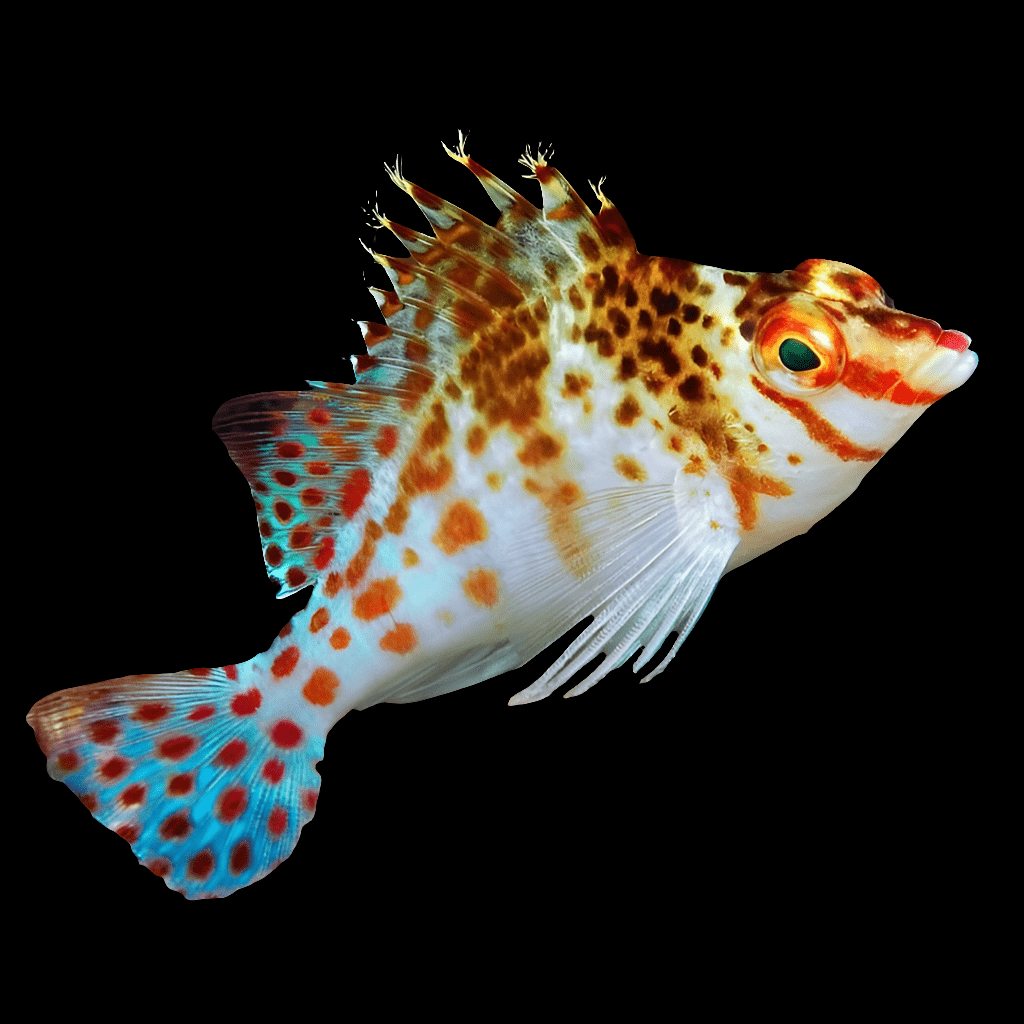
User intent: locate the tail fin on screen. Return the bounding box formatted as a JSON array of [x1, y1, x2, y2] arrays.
[[26, 668, 325, 899]]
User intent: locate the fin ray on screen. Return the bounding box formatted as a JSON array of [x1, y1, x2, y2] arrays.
[[503, 476, 740, 704]]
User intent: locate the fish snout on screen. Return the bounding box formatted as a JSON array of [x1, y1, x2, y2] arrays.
[[936, 329, 972, 352]]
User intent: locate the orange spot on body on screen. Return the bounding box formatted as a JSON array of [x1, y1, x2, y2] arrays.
[[380, 622, 418, 655], [353, 576, 402, 620], [463, 567, 499, 607], [434, 500, 488, 555], [330, 626, 351, 650], [303, 666, 340, 706], [345, 520, 383, 590], [309, 607, 330, 633]]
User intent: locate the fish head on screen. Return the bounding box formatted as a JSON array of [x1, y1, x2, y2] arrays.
[[720, 257, 978, 568]]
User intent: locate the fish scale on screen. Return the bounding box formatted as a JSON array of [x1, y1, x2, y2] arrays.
[[26, 134, 977, 897]]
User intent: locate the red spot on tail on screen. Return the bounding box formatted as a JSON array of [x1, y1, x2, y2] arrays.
[[230, 841, 251, 875], [217, 739, 248, 768], [168, 773, 194, 796], [231, 688, 262, 715], [160, 811, 191, 840], [136, 703, 170, 722], [217, 785, 248, 822], [188, 850, 214, 880], [99, 756, 129, 781], [263, 758, 285, 783], [159, 735, 197, 761], [121, 783, 146, 807], [267, 806, 288, 837], [89, 720, 119, 744], [271, 720, 303, 749]]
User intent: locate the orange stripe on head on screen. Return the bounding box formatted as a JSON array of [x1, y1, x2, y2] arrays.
[[751, 375, 884, 462], [842, 359, 943, 407]]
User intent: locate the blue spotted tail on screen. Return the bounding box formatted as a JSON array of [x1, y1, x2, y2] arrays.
[[26, 668, 325, 899]]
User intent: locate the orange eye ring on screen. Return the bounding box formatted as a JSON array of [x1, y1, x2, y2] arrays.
[[752, 296, 846, 395]]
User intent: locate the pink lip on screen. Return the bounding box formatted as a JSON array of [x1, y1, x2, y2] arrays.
[[937, 329, 971, 352]]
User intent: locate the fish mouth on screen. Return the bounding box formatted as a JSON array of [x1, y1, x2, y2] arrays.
[[909, 328, 978, 395], [936, 329, 972, 353]]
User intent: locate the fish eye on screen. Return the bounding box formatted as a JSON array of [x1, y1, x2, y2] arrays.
[[778, 338, 821, 371], [753, 296, 846, 395]]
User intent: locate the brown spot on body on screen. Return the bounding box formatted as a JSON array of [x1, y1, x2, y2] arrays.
[[650, 288, 679, 317], [678, 375, 704, 402], [563, 372, 591, 397], [518, 432, 562, 466], [639, 337, 681, 377], [615, 394, 642, 426], [467, 423, 487, 456], [614, 455, 647, 482]]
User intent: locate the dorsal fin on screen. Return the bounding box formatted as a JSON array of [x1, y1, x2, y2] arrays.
[[213, 137, 642, 599]]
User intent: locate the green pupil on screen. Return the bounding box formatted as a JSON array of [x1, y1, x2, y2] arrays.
[[778, 338, 821, 371]]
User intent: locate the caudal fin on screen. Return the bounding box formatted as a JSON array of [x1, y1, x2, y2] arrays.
[[26, 668, 325, 899]]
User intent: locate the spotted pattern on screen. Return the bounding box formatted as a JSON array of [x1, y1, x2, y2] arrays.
[[27, 141, 975, 901]]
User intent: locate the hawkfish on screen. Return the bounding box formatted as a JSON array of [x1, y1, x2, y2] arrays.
[[27, 137, 978, 898]]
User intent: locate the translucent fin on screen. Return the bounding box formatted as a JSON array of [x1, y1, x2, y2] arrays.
[[26, 669, 325, 899], [504, 474, 740, 704]]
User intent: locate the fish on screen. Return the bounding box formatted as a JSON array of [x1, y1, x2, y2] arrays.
[[26, 135, 978, 899]]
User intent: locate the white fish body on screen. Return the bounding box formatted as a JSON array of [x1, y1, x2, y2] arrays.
[[26, 138, 978, 897]]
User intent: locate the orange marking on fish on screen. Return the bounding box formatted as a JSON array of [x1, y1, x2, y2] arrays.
[[309, 607, 329, 633], [380, 623, 418, 655], [434, 500, 488, 555], [375, 425, 399, 457], [751, 376, 884, 462], [341, 468, 372, 518], [302, 667, 339, 706], [463, 568, 499, 608], [728, 467, 794, 532], [353, 577, 402, 621], [271, 646, 300, 679], [329, 627, 350, 650]]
